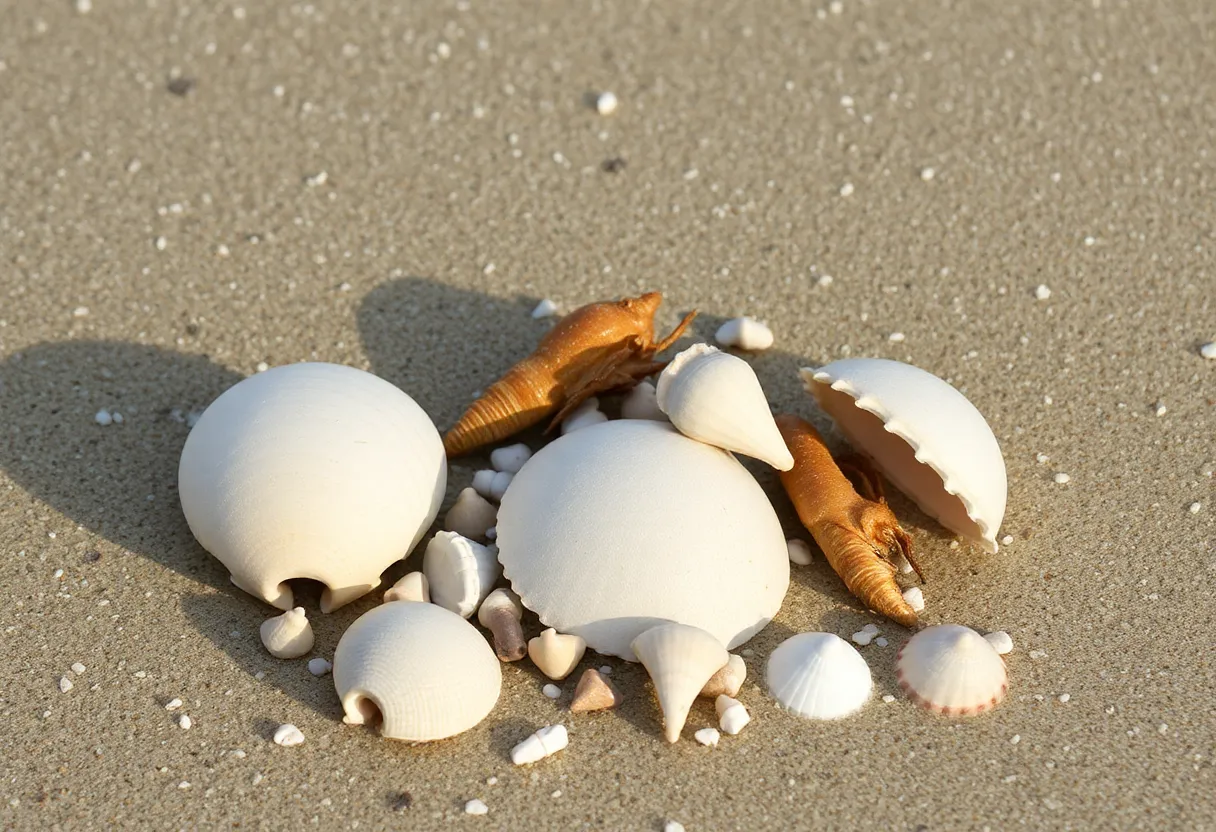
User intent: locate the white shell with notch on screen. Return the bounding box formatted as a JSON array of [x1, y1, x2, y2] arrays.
[[803, 358, 1006, 552], [496, 420, 789, 660], [766, 632, 872, 720], [895, 624, 1008, 715]]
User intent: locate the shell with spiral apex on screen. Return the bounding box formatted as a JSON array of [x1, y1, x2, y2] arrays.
[[632, 623, 729, 743]]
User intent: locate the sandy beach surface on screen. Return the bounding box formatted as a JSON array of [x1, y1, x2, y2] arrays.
[[1, 0, 1214, 829]]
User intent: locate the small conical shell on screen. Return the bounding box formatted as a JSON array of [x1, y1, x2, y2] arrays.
[[259, 607, 315, 659], [766, 632, 871, 720], [700, 654, 746, 698], [527, 629, 586, 680], [631, 623, 729, 742], [423, 531, 500, 618], [570, 669, 623, 713], [383, 571, 429, 604], [895, 625, 1008, 716], [443, 488, 498, 541], [655, 344, 793, 471]]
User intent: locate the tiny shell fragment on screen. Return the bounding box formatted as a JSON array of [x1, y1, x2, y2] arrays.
[[561, 398, 608, 434], [714, 317, 774, 351], [178, 714, 193, 730], [531, 299, 559, 319], [902, 586, 925, 613], [464, 799, 489, 816], [620, 380, 666, 421], [383, 571, 430, 604], [444, 488, 498, 541], [307, 657, 333, 676], [786, 539, 813, 566], [984, 631, 1014, 655], [58, 676, 73, 693], [510, 724, 569, 765], [716, 695, 750, 735], [490, 443, 532, 474], [594, 91, 619, 115], [165, 698, 183, 711], [694, 727, 720, 747], [273, 723, 305, 747], [1201, 342, 1216, 360]]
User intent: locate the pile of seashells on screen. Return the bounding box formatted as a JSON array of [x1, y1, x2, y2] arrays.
[[177, 292, 1013, 752]]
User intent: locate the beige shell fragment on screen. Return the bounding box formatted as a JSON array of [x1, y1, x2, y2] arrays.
[[570, 668, 623, 713], [444, 488, 497, 541], [632, 623, 729, 742], [528, 629, 586, 680], [700, 654, 746, 699], [383, 571, 429, 604], [259, 607, 315, 659]]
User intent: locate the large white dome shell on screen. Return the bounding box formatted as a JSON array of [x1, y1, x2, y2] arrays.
[[496, 420, 789, 660], [178, 362, 446, 612]]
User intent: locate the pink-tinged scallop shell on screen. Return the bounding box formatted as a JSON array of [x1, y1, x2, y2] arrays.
[[895, 625, 1008, 715]]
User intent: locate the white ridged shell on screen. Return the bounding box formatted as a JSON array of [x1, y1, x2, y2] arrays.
[[895, 624, 1008, 715], [802, 358, 1006, 552], [333, 601, 501, 741], [766, 632, 872, 720], [657, 344, 794, 471], [632, 623, 729, 742], [496, 420, 789, 659], [178, 363, 445, 611]]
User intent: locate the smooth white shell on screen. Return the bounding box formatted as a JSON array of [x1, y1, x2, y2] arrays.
[[766, 632, 872, 720], [715, 695, 751, 735], [178, 363, 445, 611], [259, 607, 315, 659], [383, 571, 429, 604], [896, 624, 1008, 715], [510, 724, 569, 765], [714, 317, 774, 351], [632, 623, 729, 742], [496, 420, 789, 659], [803, 359, 1006, 552], [333, 601, 501, 741], [490, 443, 532, 474], [657, 344, 793, 471], [423, 532, 501, 618]]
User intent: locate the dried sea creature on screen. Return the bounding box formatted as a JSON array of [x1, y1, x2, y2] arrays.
[[383, 571, 429, 604], [528, 628, 586, 680], [700, 654, 746, 699], [632, 623, 729, 742], [776, 414, 922, 628], [510, 724, 569, 765], [259, 607, 315, 659], [333, 602, 502, 741], [715, 695, 751, 735], [423, 532, 500, 618], [714, 317, 774, 351], [178, 363, 446, 612], [443, 292, 696, 456], [896, 625, 1008, 715], [766, 632, 872, 719], [444, 488, 497, 541], [570, 668, 623, 713], [478, 588, 526, 661]]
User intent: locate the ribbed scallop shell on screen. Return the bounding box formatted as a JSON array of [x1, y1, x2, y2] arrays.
[[765, 632, 872, 720], [895, 624, 1008, 715], [333, 602, 501, 742], [632, 623, 729, 742], [802, 358, 1006, 552]]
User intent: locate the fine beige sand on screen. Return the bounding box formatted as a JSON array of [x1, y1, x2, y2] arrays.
[[2, 0, 1214, 829]]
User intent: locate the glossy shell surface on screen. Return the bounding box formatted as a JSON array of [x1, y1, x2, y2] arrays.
[[766, 632, 872, 719]]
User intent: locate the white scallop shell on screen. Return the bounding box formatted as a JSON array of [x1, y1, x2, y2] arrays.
[[178, 363, 445, 611], [766, 632, 872, 720], [632, 623, 729, 742], [423, 532, 501, 619], [802, 358, 1006, 552], [657, 344, 794, 471], [496, 420, 789, 659], [895, 624, 1008, 715], [333, 601, 501, 741]]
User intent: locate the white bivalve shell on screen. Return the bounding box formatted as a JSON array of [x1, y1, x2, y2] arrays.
[[178, 363, 445, 611], [895, 624, 1008, 716], [656, 344, 793, 471], [803, 358, 1006, 552], [496, 420, 789, 659], [423, 532, 501, 619], [333, 601, 501, 741], [766, 632, 872, 720]]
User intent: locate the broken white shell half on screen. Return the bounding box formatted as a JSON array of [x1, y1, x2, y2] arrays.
[[632, 623, 729, 742], [656, 344, 793, 471], [497, 420, 789, 659], [444, 488, 497, 541], [802, 358, 1006, 552], [714, 317, 774, 351], [423, 532, 501, 618], [333, 601, 501, 742], [766, 632, 872, 720], [383, 571, 429, 604], [620, 381, 666, 421], [895, 624, 1008, 716], [510, 724, 569, 765], [528, 628, 587, 680], [178, 363, 445, 611], [259, 607, 315, 659]]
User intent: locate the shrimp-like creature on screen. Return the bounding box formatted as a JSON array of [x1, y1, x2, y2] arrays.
[[775, 414, 924, 627], [443, 292, 696, 456]]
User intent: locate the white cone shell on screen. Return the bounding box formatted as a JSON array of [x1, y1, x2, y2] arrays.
[[656, 344, 793, 471], [333, 601, 501, 742], [766, 632, 872, 720], [632, 623, 729, 742], [259, 607, 315, 659], [423, 532, 501, 618], [178, 363, 445, 611], [496, 420, 789, 659], [895, 624, 1008, 716], [803, 359, 1006, 552]]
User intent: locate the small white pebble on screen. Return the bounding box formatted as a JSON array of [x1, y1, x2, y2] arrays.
[[1084, 236, 1095, 246], [1036, 453, 1050, 464], [52, 567, 63, 577], [1158, 723, 1168, 735], [165, 698, 183, 711], [851, 631, 874, 646], [542, 684, 561, 700], [1001, 534, 1014, 545], [888, 332, 905, 343], [1034, 284, 1052, 301], [273, 723, 305, 747], [307, 658, 332, 677], [786, 539, 813, 566], [485, 526, 497, 540], [471, 469, 497, 499], [490, 443, 532, 474], [178, 714, 193, 730], [882, 694, 895, 703], [510, 724, 569, 765], [839, 182, 855, 197], [984, 631, 1014, 655], [861, 624, 880, 635], [1058, 693, 1071, 704], [75, 0, 93, 12], [902, 586, 925, 612], [486, 776, 498, 786], [58, 676, 73, 693], [94, 409, 113, 426], [816, 274, 834, 287], [716, 695, 750, 735], [531, 298, 558, 319], [1200, 342, 1216, 360], [664, 821, 686, 832], [1010, 734, 1021, 745], [694, 728, 720, 747], [256, 361, 270, 373], [1154, 402, 1167, 417], [920, 167, 935, 181], [71, 663, 86, 675], [488, 471, 514, 501], [72, 306, 90, 318], [155, 236, 167, 251], [436, 42, 451, 59], [178, 781, 190, 790], [561, 398, 607, 434], [715, 317, 774, 351], [1054, 472, 1071, 484], [594, 91, 619, 115], [1189, 502, 1202, 515], [874, 637, 888, 647], [1029, 649, 1047, 660], [464, 799, 489, 816], [304, 171, 328, 187]]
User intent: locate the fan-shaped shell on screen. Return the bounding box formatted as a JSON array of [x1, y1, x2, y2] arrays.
[[802, 358, 1006, 552], [178, 363, 446, 611], [766, 632, 872, 719], [895, 624, 1008, 715], [496, 420, 789, 659], [333, 601, 501, 741]]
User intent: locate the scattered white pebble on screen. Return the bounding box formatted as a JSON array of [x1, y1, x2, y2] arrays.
[[1154, 402, 1167, 417], [861, 624, 880, 635], [1189, 502, 1202, 515], [694, 728, 720, 747], [154, 236, 167, 251], [307, 658, 333, 677], [1036, 453, 1050, 464], [561, 398, 607, 434], [486, 776, 498, 786], [256, 361, 270, 373], [471, 469, 497, 499], [75, 0, 92, 12], [58, 676, 73, 693], [510, 724, 569, 765], [1001, 534, 1014, 546], [94, 409, 113, 426], [304, 171, 328, 187], [1058, 693, 1071, 704], [664, 821, 686, 832], [882, 694, 895, 703], [816, 274, 834, 287], [786, 539, 813, 566], [178, 714, 193, 730], [1034, 284, 1052, 301], [902, 586, 925, 612], [716, 695, 750, 735], [594, 91, 619, 115], [178, 781, 190, 790], [851, 631, 874, 646], [542, 684, 561, 700], [273, 723, 305, 747], [490, 443, 532, 474], [71, 663, 86, 675], [1053, 472, 1071, 484], [165, 698, 183, 711], [874, 637, 888, 647], [485, 526, 497, 540], [1010, 734, 1021, 745], [1084, 236, 1096, 246], [983, 631, 1014, 655], [888, 332, 906, 343], [464, 799, 489, 816], [435, 42, 451, 59], [920, 167, 936, 181], [714, 317, 774, 351], [72, 306, 90, 318], [1029, 649, 1047, 660], [488, 471, 514, 502], [1200, 342, 1216, 360], [531, 298, 558, 319], [839, 182, 855, 197]]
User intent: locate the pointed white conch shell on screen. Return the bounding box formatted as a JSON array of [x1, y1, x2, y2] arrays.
[[714, 317, 774, 351], [528, 628, 586, 680], [620, 381, 667, 421], [700, 653, 746, 699], [632, 623, 729, 742], [766, 632, 872, 720], [333, 601, 501, 742], [444, 488, 497, 541], [803, 358, 1006, 552], [424, 531, 501, 618], [715, 695, 751, 735], [383, 571, 429, 604], [895, 625, 1008, 716], [655, 344, 793, 471], [178, 363, 446, 612], [510, 724, 569, 765], [259, 607, 315, 659]]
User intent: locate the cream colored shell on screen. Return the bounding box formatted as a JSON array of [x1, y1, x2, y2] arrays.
[[496, 420, 789, 660], [766, 632, 872, 720], [333, 601, 501, 742], [178, 363, 446, 611]]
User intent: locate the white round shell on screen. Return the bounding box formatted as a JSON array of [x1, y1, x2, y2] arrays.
[[496, 420, 789, 660], [803, 358, 1006, 552], [333, 601, 502, 741], [895, 624, 1008, 716], [766, 632, 872, 720], [178, 363, 446, 611]]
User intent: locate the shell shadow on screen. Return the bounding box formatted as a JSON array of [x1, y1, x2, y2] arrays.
[[0, 340, 243, 589]]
